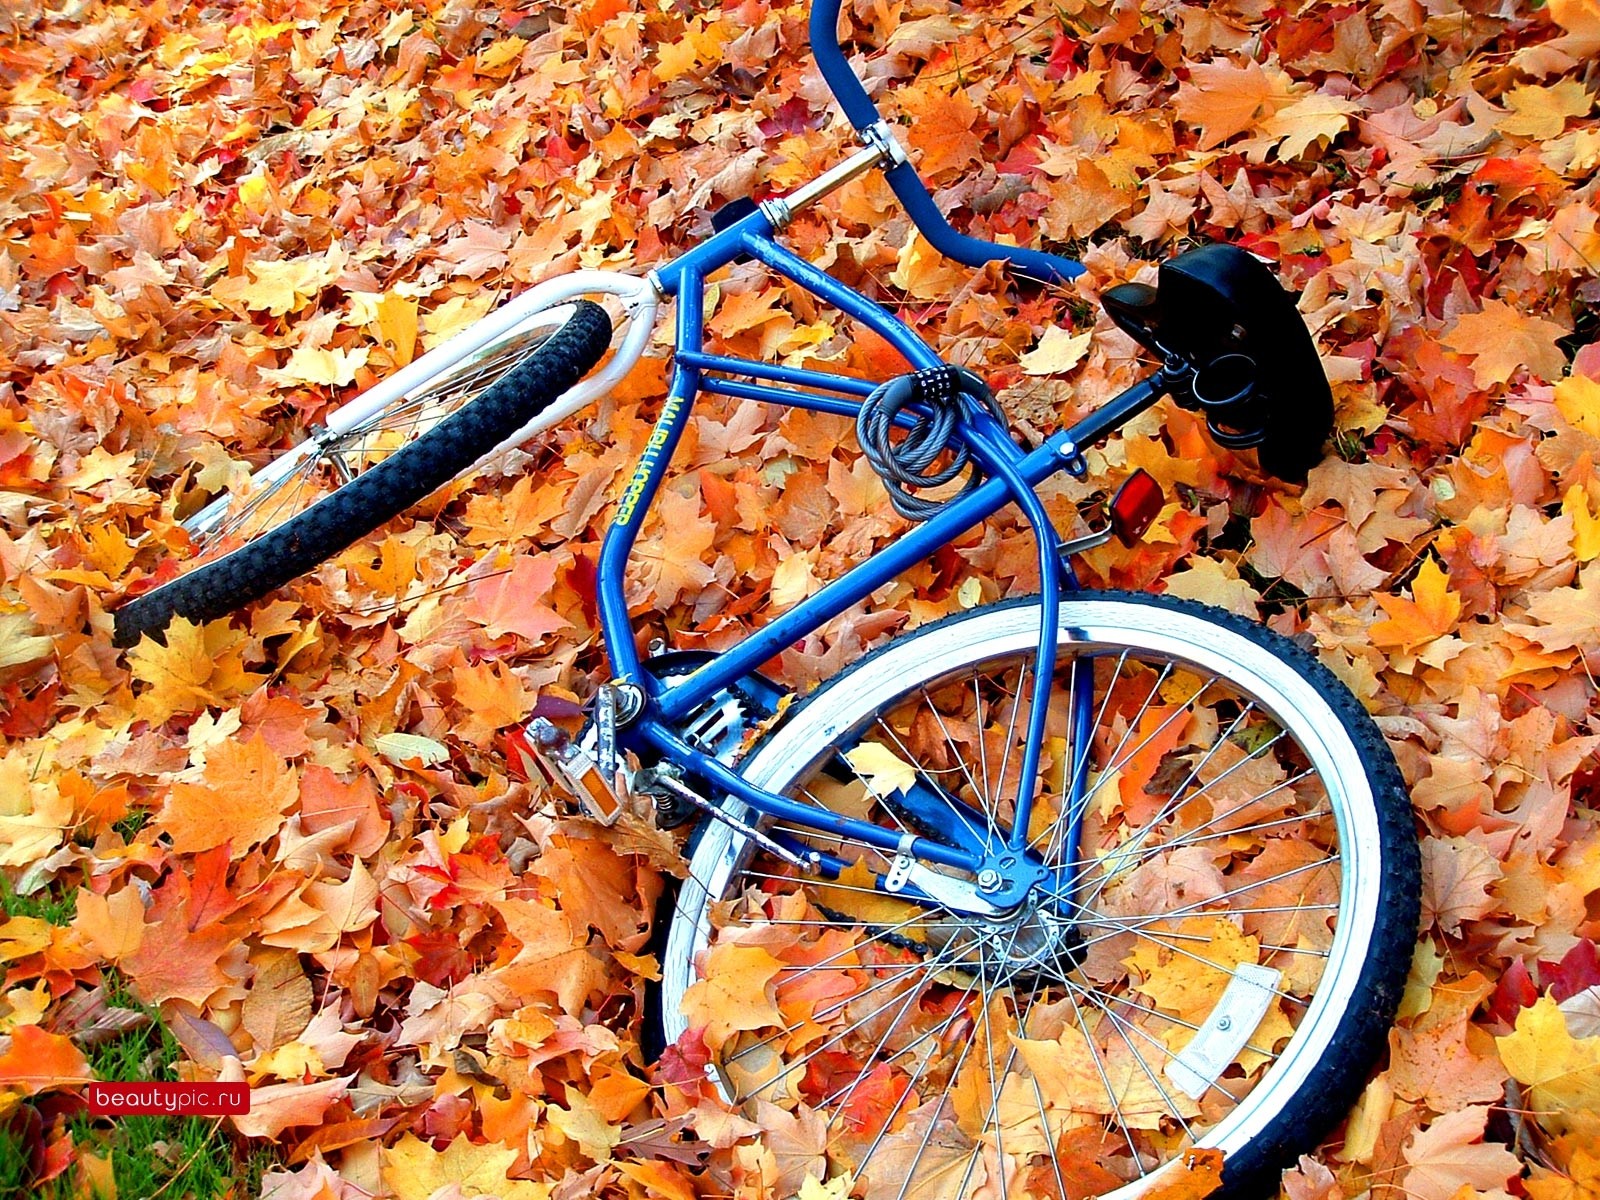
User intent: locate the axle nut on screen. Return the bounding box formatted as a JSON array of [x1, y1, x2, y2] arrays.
[[977, 868, 1002, 893]]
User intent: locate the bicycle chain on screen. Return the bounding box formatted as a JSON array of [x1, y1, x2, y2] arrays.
[[813, 901, 935, 959]]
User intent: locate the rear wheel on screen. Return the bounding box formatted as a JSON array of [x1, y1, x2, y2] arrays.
[[112, 300, 612, 648], [660, 592, 1418, 1198]]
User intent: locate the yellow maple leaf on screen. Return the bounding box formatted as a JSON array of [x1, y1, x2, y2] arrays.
[[371, 291, 418, 366], [546, 1089, 622, 1162], [421, 293, 497, 350], [477, 35, 527, 73], [126, 616, 257, 723], [0, 917, 53, 965], [1497, 995, 1600, 1132], [1496, 79, 1594, 140], [1019, 326, 1093, 376], [263, 345, 369, 388], [1161, 557, 1262, 618], [888, 230, 972, 299], [1555, 372, 1600, 436], [798, 1172, 856, 1200], [381, 1133, 549, 1200], [1564, 485, 1600, 562], [842, 741, 917, 798], [0, 611, 52, 671], [0, 772, 73, 870], [1128, 917, 1256, 1018], [770, 551, 820, 610], [1526, 1146, 1600, 1200], [1262, 92, 1363, 160], [653, 23, 705, 82], [213, 246, 347, 316], [0, 981, 50, 1033]]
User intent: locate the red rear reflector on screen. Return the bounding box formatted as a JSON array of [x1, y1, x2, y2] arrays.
[[1110, 470, 1163, 547]]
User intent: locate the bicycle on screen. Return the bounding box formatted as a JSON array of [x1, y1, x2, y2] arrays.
[[110, 2, 1421, 1196]]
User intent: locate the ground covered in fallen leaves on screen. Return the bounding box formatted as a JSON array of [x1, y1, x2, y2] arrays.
[[1, 0, 1599, 1197]]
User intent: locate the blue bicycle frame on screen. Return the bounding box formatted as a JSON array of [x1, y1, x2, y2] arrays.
[[589, 199, 1169, 907]]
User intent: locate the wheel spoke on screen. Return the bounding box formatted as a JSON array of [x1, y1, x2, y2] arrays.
[[853, 971, 982, 1186], [1063, 853, 1340, 934], [915, 685, 1001, 848], [725, 939, 960, 1069], [1065, 973, 1229, 1116], [1060, 977, 1144, 1168]]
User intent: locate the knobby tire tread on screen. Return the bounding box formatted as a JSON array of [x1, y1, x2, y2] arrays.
[[113, 300, 613, 649]]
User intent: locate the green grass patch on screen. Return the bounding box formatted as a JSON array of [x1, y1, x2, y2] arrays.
[[113, 809, 152, 844], [0, 969, 276, 1200], [0, 877, 77, 925]]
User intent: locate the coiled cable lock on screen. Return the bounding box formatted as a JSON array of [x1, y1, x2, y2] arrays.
[[856, 365, 1007, 522]]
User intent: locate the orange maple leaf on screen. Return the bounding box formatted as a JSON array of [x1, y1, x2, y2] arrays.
[[678, 942, 785, 1052], [157, 734, 298, 855], [0, 1025, 91, 1096], [1174, 58, 1297, 149], [1371, 558, 1461, 652], [1141, 1148, 1226, 1200], [71, 886, 146, 962], [1441, 299, 1571, 388], [463, 553, 567, 643]]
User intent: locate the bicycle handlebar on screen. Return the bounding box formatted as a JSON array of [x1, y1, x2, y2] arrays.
[[808, 0, 1084, 284]]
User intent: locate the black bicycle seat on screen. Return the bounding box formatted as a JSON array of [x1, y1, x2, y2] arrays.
[[1102, 244, 1332, 481]]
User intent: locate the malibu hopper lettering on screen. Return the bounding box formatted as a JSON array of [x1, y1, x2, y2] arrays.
[[615, 392, 686, 524]]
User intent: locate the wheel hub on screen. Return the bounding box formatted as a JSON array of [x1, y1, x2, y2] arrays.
[[946, 891, 1086, 986]]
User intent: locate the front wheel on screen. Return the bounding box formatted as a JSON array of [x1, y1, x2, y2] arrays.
[[112, 300, 613, 648], [661, 592, 1419, 1198]]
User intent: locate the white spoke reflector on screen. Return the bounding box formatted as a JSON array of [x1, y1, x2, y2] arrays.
[[1164, 963, 1282, 1100]]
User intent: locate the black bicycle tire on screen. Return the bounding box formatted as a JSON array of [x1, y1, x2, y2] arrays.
[[658, 589, 1420, 1198], [113, 300, 613, 649]]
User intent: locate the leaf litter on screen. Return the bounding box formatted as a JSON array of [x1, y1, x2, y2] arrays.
[[0, 0, 1598, 1196]]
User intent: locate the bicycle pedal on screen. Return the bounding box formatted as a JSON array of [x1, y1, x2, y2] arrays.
[[507, 718, 626, 826]]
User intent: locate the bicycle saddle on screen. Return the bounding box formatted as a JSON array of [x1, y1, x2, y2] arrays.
[[1102, 244, 1333, 481]]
